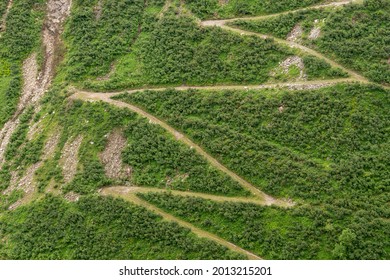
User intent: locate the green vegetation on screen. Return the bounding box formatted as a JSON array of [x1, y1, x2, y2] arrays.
[[121, 118, 247, 196], [0, 0, 388, 261], [0, 165, 11, 191], [0, 0, 46, 128], [0, 0, 45, 61], [64, 0, 165, 81], [63, 1, 348, 91], [76, 11, 290, 90], [29, 87, 247, 196], [184, 0, 325, 19], [231, 0, 390, 84], [0, 195, 244, 259], [0, 190, 23, 211], [0, 0, 7, 18], [117, 83, 389, 200], [117, 84, 390, 259], [78, 9, 345, 91], [4, 107, 34, 162], [0, 72, 17, 128], [0, 105, 48, 193], [303, 55, 348, 80], [140, 192, 390, 259]]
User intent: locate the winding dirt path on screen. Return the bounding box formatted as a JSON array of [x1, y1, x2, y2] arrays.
[[102, 186, 284, 206], [0, 0, 71, 168], [201, 0, 370, 84], [71, 89, 292, 207], [202, 0, 355, 23], [218, 25, 368, 83], [75, 78, 356, 95], [101, 188, 262, 260], [67, 1, 374, 256]]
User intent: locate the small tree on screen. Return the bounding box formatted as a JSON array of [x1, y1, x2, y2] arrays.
[[332, 228, 356, 259]]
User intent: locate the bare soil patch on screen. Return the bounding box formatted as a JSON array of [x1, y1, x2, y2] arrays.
[[287, 24, 303, 42], [26, 113, 51, 141], [218, 0, 229, 5], [18, 54, 39, 113], [166, 173, 189, 187], [61, 135, 83, 183], [94, 0, 103, 20], [278, 55, 306, 80], [285, 83, 329, 90], [309, 19, 322, 40], [5, 162, 41, 210], [43, 130, 61, 159], [36, 0, 72, 103], [64, 191, 80, 202], [309, 26, 321, 40], [100, 130, 132, 180]]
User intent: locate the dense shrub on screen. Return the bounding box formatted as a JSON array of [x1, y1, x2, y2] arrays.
[[0, 195, 244, 259], [140, 192, 389, 259]]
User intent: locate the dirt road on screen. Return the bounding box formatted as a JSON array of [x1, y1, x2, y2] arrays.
[[201, 0, 369, 84], [102, 187, 262, 260], [72, 89, 293, 207]]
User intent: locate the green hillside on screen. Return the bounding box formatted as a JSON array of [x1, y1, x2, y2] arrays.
[[0, 0, 388, 260]]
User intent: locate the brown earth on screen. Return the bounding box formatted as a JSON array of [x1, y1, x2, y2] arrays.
[[64, 191, 80, 202], [287, 24, 303, 42], [100, 130, 132, 180], [309, 26, 321, 40], [60, 135, 83, 183], [93, 0, 103, 20], [274, 55, 307, 81]]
